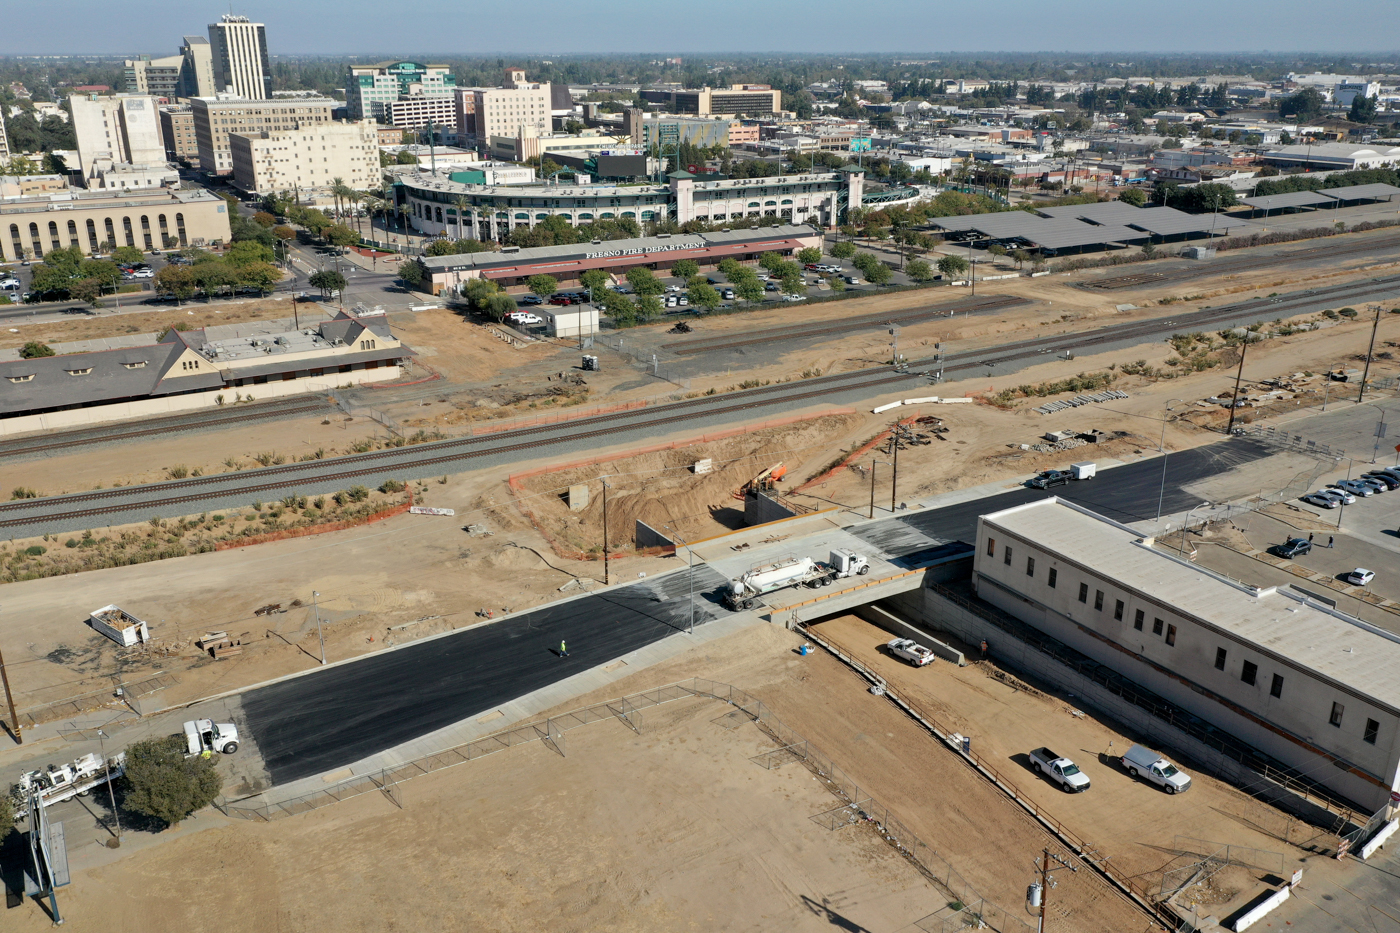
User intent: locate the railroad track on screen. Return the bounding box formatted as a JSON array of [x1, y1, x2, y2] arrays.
[[0, 397, 332, 460], [0, 365, 928, 531], [660, 295, 1029, 355], [1080, 230, 1400, 291]]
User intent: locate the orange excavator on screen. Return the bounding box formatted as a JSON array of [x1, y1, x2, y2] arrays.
[[733, 462, 787, 500]]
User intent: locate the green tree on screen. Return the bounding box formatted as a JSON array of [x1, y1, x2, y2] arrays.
[[80, 259, 122, 292], [1280, 87, 1325, 122], [395, 150, 418, 165], [593, 286, 636, 323], [272, 225, 296, 246], [1118, 188, 1148, 207], [122, 735, 223, 828], [717, 257, 743, 278], [688, 282, 721, 311], [1349, 94, 1379, 124], [324, 224, 358, 252], [526, 274, 558, 298], [398, 260, 423, 288], [905, 258, 933, 283], [111, 246, 145, 264], [308, 269, 346, 297], [625, 266, 663, 296], [193, 261, 236, 301], [69, 277, 103, 307], [671, 259, 699, 281], [238, 261, 282, 296], [484, 292, 517, 320], [830, 240, 856, 260], [461, 278, 501, 311], [780, 269, 806, 295], [226, 240, 274, 266], [937, 255, 969, 278], [796, 246, 823, 265], [20, 341, 55, 358], [634, 293, 664, 321], [734, 277, 766, 302], [758, 251, 785, 272], [155, 265, 197, 305], [252, 211, 277, 228], [580, 268, 611, 295]]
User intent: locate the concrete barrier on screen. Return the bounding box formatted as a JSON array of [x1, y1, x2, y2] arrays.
[[872, 401, 903, 414], [1233, 886, 1290, 931], [855, 604, 966, 666], [1360, 818, 1398, 859]]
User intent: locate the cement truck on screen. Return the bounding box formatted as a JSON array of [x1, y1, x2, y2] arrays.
[[725, 548, 870, 611]]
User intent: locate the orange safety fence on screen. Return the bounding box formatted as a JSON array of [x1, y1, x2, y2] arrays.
[[793, 413, 921, 493], [506, 409, 856, 563], [215, 491, 414, 551]]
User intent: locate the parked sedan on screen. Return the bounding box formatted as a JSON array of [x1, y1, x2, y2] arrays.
[[1347, 568, 1376, 586], [1275, 538, 1312, 559], [1363, 472, 1400, 490], [1319, 487, 1355, 505], [1300, 492, 1340, 510], [1333, 479, 1376, 497], [1357, 476, 1389, 493], [518, 295, 543, 305]]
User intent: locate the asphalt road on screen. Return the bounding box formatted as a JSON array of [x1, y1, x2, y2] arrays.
[[243, 436, 1272, 786], [245, 565, 728, 784]]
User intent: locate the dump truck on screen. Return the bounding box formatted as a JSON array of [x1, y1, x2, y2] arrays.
[[10, 751, 126, 816], [1029, 746, 1091, 792], [724, 548, 870, 611], [183, 718, 240, 756]]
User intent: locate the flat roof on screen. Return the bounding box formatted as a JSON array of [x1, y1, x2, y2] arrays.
[[1039, 200, 1251, 237], [983, 499, 1400, 712], [1239, 190, 1338, 211], [1322, 182, 1400, 202], [420, 224, 819, 273]]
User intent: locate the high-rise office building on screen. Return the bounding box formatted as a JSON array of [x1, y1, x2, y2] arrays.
[[345, 61, 456, 122], [191, 95, 334, 173], [180, 36, 216, 98], [0, 110, 10, 162], [458, 69, 551, 153], [71, 94, 167, 181], [208, 14, 270, 100], [123, 36, 216, 99]]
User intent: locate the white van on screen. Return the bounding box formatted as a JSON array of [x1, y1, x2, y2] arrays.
[[1121, 744, 1191, 794]]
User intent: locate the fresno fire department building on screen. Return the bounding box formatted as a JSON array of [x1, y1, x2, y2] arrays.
[[415, 224, 823, 296]]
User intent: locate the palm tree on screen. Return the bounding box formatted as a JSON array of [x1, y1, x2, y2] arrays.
[[346, 189, 364, 238], [329, 177, 349, 222], [453, 196, 469, 242]]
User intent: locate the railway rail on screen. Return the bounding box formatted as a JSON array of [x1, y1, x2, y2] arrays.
[[0, 396, 332, 460], [660, 295, 1029, 355], [1078, 229, 1400, 291]]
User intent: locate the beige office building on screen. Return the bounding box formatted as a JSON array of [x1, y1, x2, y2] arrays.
[[1, 187, 231, 261], [460, 69, 550, 151], [191, 95, 334, 173], [70, 95, 167, 183], [673, 85, 782, 116], [123, 37, 216, 99], [230, 120, 379, 199], [159, 106, 199, 163]]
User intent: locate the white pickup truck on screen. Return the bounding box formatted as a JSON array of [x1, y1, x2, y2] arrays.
[[1029, 747, 1091, 792], [887, 638, 935, 667], [1121, 744, 1191, 794]]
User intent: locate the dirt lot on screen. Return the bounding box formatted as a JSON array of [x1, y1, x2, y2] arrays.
[[515, 411, 863, 552], [18, 631, 947, 933], [0, 297, 323, 352], [806, 613, 1367, 926]]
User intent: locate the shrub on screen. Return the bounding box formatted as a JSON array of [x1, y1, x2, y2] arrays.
[[380, 479, 405, 493], [347, 485, 370, 502], [20, 341, 55, 358], [24, 545, 46, 556], [167, 465, 189, 479], [10, 487, 37, 500]]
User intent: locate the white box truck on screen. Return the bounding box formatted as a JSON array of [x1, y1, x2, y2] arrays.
[[1121, 744, 1191, 794]]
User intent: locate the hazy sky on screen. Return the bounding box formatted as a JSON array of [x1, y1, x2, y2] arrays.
[[5, 0, 1400, 55]]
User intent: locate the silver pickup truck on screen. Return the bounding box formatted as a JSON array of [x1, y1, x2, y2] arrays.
[[1029, 746, 1091, 792]]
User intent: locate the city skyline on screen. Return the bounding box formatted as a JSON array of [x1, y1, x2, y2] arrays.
[[3, 0, 1400, 56]]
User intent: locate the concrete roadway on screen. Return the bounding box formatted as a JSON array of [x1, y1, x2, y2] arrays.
[[242, 437, 1273, 785]]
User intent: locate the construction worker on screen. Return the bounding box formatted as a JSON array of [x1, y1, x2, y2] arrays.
[[980, 640, 989, 659], [560, 640, 568, 658]]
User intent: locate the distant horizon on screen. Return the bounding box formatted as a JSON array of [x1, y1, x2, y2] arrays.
[[4, 0, 1399, 57], [6, 50, 1400, 61]]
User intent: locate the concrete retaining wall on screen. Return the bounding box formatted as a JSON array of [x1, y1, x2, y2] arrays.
[[894, 584, 1352, 834], [855, 603, 966, 666], [744, 490, 799, 526]]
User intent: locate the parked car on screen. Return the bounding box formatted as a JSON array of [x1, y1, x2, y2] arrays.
[[1347, 568, 1376, 586], [804, 263, 821, 271], [1300, 492, 1340, 509], [1363, 472, 1400, 490], [0, 277, 19, 290], [844, 275, 863, 285], [1275, 538, 1312, 559], [1319, 488, 1355, 505], [130, 269, 154, 278], [765, 282, 779, 291], [507, 312, 542, 325], [1334, 479, 1376, 497], [721, 288, 735, 300], [781, 294, 805, 302], [1120, 744, 1191, 794], [1028, 470, 1070, 489], [519, 295, 543, 305], [1357, 476, 1389, 493]]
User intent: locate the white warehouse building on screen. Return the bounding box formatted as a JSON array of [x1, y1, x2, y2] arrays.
[[974, 498, 1400, 811]]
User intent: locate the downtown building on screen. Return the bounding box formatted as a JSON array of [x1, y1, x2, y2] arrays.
[[345, 61, 456, 122], [230, 120, 380, 199], [191, 95, 335, 174], [208, 14, 271, 100], [455, 68, 551, 154], [2, 186, 231, 260], [123, 36, 216, 99]]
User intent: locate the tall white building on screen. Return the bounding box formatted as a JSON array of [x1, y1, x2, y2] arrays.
[[191, 95, 334, 174], [229, 120, 380, 199], [208, 14, 270, 100], [0, 109, 10, 161], [70, 95, 167, 184], [345, 61, 456, 122]]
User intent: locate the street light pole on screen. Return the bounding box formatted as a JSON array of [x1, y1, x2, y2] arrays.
[[1156, 399, 1187, 524], [1358, 304, 1382, 405], [890, 425, 904, 513], [97, 729, 121, 846], [0, 607, 20, 744], [312, 591, 325, 665], [601, 478, 610, 587]]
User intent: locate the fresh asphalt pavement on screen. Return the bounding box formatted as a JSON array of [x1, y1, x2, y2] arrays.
[[245, 564, 729, 785], [242, 436, 1273, 785]]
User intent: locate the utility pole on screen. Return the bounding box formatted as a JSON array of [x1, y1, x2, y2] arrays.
[[869, 461, 877, 519], [1037, 847, 1051, 933], [1225, 331, 1250, 436], [601, 478, 610, 586], [0, 638, 19, 745], [1358, 304, 1381, 405], [890, 425, 902, 513]]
